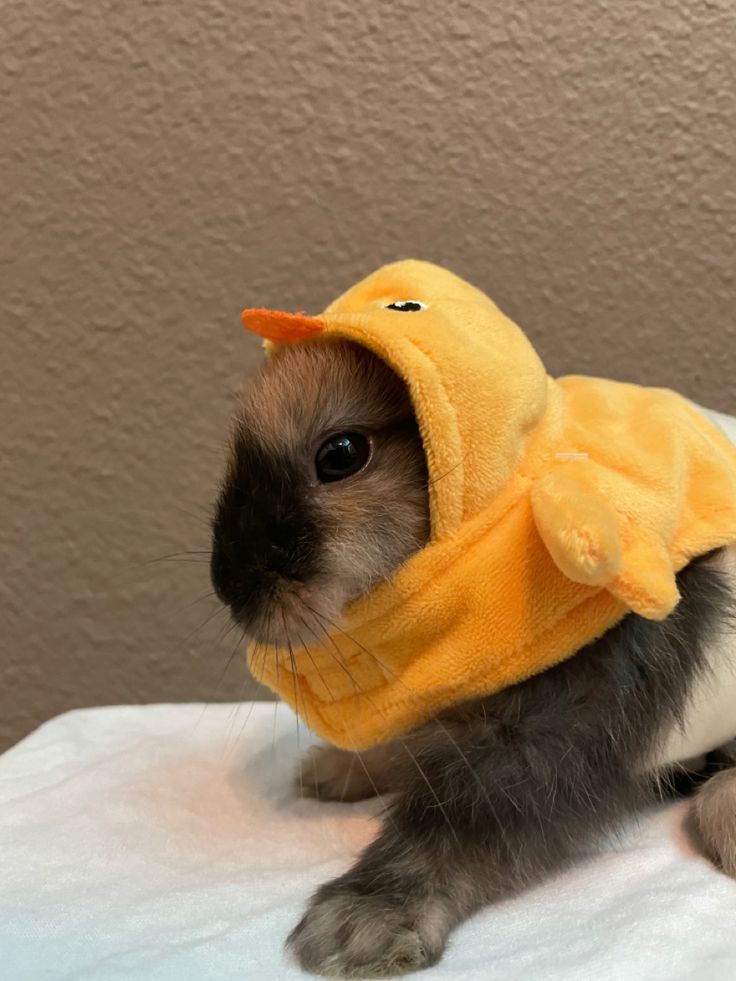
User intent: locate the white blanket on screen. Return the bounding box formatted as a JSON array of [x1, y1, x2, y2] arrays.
[[2, 702, 736, 980]]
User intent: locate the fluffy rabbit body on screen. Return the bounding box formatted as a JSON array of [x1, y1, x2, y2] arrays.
[[211, 334, 736, 979]]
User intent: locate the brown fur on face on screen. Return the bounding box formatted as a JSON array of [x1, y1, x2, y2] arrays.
[[210, 339, 430, 646]]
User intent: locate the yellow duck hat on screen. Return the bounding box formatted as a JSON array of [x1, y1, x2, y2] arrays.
[[240, 260, 736, 750]]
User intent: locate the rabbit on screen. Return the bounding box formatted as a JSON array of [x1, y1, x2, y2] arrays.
[[210, 336, 736, 979]]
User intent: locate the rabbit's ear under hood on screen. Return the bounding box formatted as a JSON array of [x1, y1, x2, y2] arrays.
[[242, 259, 550, 541], [240, 260, 736, 750]]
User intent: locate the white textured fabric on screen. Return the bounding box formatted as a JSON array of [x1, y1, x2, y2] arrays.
[[3, 702, 736, 981]]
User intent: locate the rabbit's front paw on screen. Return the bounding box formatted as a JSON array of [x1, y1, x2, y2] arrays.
[[287, 882, 446, 978]]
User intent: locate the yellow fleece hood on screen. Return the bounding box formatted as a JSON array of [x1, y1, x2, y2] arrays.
[[240, 260, 736, 750]]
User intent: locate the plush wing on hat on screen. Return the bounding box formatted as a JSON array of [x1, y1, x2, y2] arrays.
[[532, 467, 681, 621]]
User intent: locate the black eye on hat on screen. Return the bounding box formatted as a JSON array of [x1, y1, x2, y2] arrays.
[[385, 300, 427, 312]]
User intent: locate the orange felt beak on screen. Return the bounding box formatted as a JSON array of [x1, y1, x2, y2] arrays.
[[241, 308, 326, 343]]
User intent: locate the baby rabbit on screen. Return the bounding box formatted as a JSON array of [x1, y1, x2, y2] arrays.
[[211, 336, 736, 979]]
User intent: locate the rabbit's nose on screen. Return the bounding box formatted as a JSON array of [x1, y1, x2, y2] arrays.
[[241, 308, 325, 344]]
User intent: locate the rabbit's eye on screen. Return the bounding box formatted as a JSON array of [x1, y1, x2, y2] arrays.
[[315, 432, 371, 483], [385, 300, 427, 312]]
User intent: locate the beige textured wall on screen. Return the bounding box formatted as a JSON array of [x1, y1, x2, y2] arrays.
[[2, 0, 735, 750]]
